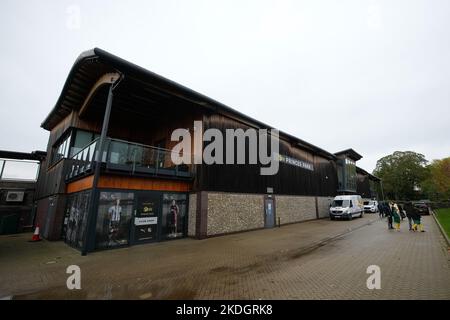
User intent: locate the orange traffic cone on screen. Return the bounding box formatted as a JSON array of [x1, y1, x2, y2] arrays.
[[30, 224, 41, 242]]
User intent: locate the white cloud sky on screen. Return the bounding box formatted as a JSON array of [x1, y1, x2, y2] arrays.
[[1, 0, 449, 172]]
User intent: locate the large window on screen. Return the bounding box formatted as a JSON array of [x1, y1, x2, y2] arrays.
[[345, 158, 357, 191], [71, 130, 99, 157], [51, 132, 72, 165], [95, 191, 134, 249], [51, 129, 99, 166]]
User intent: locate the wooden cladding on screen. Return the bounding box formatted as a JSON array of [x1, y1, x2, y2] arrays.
[[199, 114, 338, 197], [98, 175, 191, 192], [66, 175, 94, 193], [66, 174, 191, 194]]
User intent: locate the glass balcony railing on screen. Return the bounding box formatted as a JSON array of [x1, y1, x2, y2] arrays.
[[65, 138, 192, 181]]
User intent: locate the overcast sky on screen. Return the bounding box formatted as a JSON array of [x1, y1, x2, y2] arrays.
[[1, 0, 449, 173]]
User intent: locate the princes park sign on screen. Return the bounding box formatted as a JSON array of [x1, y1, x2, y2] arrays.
[[278, 154, 314, 171]]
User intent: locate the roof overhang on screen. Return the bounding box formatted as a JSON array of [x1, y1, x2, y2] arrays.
[[334, 148, 363, 161], [356, 166, 381, 181], [42, 48, 337, 160]]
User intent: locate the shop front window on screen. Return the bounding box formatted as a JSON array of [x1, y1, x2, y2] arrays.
[[95, 191, 134, 249], [63, 190, 90, 249], [161, 193, 187, 239]]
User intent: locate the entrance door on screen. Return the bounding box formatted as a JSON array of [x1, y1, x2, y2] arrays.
[[264, 198, 275, 228], [132, 192, 161, 243]]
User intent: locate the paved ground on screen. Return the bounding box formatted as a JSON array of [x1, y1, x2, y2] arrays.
[[1, 214, 449, 299]]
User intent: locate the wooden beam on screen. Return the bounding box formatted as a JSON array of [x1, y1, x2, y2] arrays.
[[78, 72, 121, 117]]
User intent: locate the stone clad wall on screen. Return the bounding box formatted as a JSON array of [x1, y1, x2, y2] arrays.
[[187, 193, 197, 237], [317, 196, 333, 218], [207, 193, 264, 236], [275, 195, 316, 224], [202, 192, 331, 238]]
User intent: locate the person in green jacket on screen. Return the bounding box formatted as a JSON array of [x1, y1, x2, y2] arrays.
[[391, 202, 401, 231]]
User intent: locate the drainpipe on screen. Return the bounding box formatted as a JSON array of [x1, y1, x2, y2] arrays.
[[81, 75, 123, 256]]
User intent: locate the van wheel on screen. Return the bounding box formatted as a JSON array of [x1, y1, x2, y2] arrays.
[[348, 215, 353, 221]]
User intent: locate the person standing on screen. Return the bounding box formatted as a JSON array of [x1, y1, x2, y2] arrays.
[[404, 201, 414, 231], [411, 206, 425, 232], [378, 202, 384, 218], [398, 203, 406, 220], [386, 202, 394, 229], [391, 203, 401, 231]]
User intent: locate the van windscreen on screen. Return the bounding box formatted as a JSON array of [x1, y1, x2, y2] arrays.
[[331, 200, 350, 207]]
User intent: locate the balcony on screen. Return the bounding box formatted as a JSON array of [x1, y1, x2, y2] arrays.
[[65, 138, 192, 182]]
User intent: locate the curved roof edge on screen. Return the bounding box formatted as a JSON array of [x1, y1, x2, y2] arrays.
[[41, 48, 337, 160]]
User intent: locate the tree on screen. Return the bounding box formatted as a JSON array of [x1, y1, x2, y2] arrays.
[[421, 157, 450, 200], [373, 151, 428, 200]]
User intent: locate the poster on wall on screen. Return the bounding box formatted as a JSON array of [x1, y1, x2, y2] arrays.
[[139, 201, 156, 216], [161, 193, 187, 239], [133, 194, 160, 242], [63, 191, 90, 249], [95, 192, 134, 249], [134, 217, 158, 241]]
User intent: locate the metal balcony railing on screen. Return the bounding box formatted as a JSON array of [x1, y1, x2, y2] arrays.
[[65, 138, 192, 181]]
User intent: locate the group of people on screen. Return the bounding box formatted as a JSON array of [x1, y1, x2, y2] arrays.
[[377, 201, 425, 232]]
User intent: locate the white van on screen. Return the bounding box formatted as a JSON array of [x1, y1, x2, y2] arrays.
[[329, 195, 364, 220], [363, 199, 378, 213]]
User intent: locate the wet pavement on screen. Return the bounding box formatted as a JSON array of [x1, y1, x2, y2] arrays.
[[1, 214, 449, 299]]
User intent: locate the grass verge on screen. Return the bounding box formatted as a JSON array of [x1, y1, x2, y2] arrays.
[[435, 208, 450, 238]]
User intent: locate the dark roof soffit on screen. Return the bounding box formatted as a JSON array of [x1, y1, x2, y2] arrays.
[[41, 48, 337, 160]]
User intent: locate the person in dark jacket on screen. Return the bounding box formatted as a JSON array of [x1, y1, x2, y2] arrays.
[[385, 202, 394, 229], [404, 201, 415, 231], [378, 202, 384, 218], [397, 203, 405, 220]]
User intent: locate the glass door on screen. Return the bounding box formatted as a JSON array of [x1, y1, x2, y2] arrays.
[[132, 192, 161, 243]]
